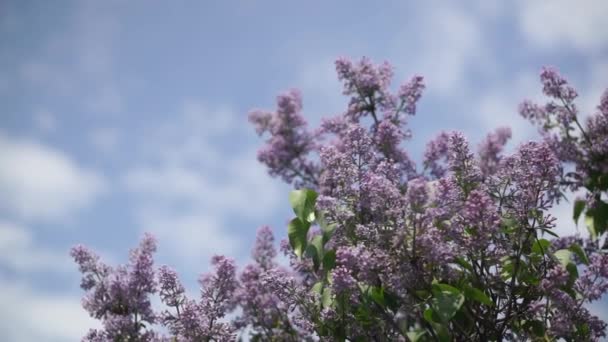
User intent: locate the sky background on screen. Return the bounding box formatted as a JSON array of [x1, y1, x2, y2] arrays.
[[1, 1, 607, 340]]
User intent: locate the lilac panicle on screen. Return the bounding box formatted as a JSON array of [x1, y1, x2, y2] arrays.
[[478, 126, 511, 178], [71, 234, 158, 341], [397, 75, 425, 115], [158, 265, 185, 308], [252, 225, 277, 270], [424, 131, 451, 179], [249, 89, 318, 188], [540, 66, 578, 103]]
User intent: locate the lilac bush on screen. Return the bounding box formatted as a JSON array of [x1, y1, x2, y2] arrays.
[[73, 57, 608, 341]]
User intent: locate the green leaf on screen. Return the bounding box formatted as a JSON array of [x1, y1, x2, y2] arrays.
[[554, 249, 579, 285], [586, 214, 597, 239], [321, 287, 333, 308], [588, 200, 608, 237], [554, 249, 572, 268], [305, 235, 324, 271], [532, 239, 551, 255], [322, 224, 336, 244], [454, 257, 473, 272], [569, 243, 590, 265], [354, 305, 373, 326], [464, 286, 493, 307], [289, 189, 318, 223], [288, 217, 310, 258], [566, 262, 579, 284], [573, 199, 586, 224], [423, 308, 439, 324], [539, 228, 559, 238], [368, 286, 386, 307], [311, 281, 324, 295], [406, 330, 426, 342], [322, 249, 336, 271], [525, 320, 546, 337], [430, 283, 465, 322]]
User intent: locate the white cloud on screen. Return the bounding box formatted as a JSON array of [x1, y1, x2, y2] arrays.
[[0, 281, 98, 342], [0, 135, 105, 222], [295, 57, 347, 125], [19, 1, 125, 115], [0, 221, 73, 272], [391, 5, 486, 95], [125, 154, 280, 220], [472, 72, 544, 145], [136, 211, 242, 268], [517, 0, 608, 53], [123, 102, 283, 269], [579, 60, 608, 119]]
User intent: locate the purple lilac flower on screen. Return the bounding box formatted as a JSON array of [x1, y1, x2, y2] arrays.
[[478, 127, 512, 178], [397, 75, 425, 115], [249, 89, 318, 188]]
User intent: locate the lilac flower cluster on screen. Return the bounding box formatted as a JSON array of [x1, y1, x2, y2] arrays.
[[73, 58, 608, 341], [71, 234, 159, 341], [249, 89, 318, 188], [72, 237, 239, 341], [249, 58, 608, 340]]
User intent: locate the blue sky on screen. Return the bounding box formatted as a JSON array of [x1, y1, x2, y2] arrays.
[[1, 1, 607, 340]]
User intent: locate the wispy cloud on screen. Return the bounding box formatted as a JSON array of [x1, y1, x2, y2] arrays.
[[0, 221, 73, 273], [122, 102, 282, 269], [517, 0, 608, 53], [0, 280, 98, 342], [0, 134, 106, 223]]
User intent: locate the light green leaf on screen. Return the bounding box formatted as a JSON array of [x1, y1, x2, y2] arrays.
[[554, 249, 572, 268], [586, 214, 597, 239], [321, 287, 333, 308], [289, 189, 318, 223], [406, 330, 426, 342]]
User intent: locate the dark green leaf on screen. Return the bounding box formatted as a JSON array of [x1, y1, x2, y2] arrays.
[[573, 199, 586, 224], [526, 320, 546, 337], [569, 243, 590, 265], [532, 239, 551, 255], [566, 262, 579, 284], [288, 217, 310, 258], [315, 209, 336, 244], [305, 235, 324, 271], [368, 286, 386, 307], [464, 286, 493, 306], [322, 249, 336, 271], [430, 283, 465, 322], [454, 257, 473, 272], [539, 228, 559, 238]]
